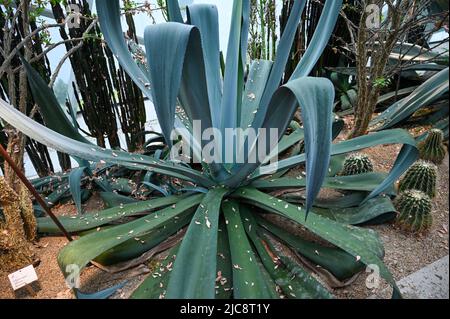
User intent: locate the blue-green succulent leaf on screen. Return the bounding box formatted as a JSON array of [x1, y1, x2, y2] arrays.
[[167, 0, 183, 22], [96, 0, 152, 100], [370, 68, 449, 130], [166, 187, 228, 298], [186, 4, 223, 129], [0, 100, 215, 187], [240, 60, 273, 129], [144, 22, 212, 146], [227, 78, 335, 219], [69, 166, 89, 215]]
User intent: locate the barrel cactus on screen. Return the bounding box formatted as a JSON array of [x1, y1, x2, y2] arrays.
[[341, 153, 374, 176], [395, 190, 433, 234], [398, 161, 437, 198], [418, 129, 447, 164]]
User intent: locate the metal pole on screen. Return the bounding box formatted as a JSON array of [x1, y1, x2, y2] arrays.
[[0, 144, 73, 241]]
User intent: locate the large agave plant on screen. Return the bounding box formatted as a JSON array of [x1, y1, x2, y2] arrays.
[[0, 0, 420, 299]]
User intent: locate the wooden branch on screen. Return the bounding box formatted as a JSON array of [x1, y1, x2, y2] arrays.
[[49, 42, 83, 87], [0, 22, 65, 78], [12, 17, 100, 73]]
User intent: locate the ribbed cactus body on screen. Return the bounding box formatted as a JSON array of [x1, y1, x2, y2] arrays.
[[418, 129, 447, 164], [398, 161, 437, 198], [395, 190, 432, 233], [341, 154, 374, 176]]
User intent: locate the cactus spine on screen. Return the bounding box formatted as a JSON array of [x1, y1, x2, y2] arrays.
[[341, 154, 374, 176], [395, 190, 433, 234], [398, 161, 437, 198], [418, 129, 447, 164]]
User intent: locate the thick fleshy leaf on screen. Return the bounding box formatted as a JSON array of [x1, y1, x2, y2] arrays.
[[69, 166, 89, 215], [100, 192, 139, 208], [241, 207, 333, 299], [227, 77, 335, 218], [332, 117, 345, 139], [400, 63, 447, 73], [131, 244, 180, 299], [222, 201, 277, 299], [144, 23, 212, 145], [57, 194, 203, 278], [370, 68, 449, 131], [74, 281, 126, 299], [141, 181, 170, 197], [308, 192, 369, 209], [263, 128, 304, 164], [179, 186, 209, 194], [235, 188, 401, 298], [220, 0, 249, 132], [173, 117, 203, 163], [239, 0, 250, 69], [111, 0, 198, 147], [31, 174, 68, 189], [92, 213, 191, 266], [327, 154, 346, 177], [215, 220, 233, 299], [96, 0, 152, 99], [283, 191, 396, 225], [166, 187, 228, 299], [166, 0, 183, 22], [240, 60, 273, 129], [93, 174, 113, 193], [97, 0, 197, 149], [0, 99, 215, 187], [253, 129, 418, 203], [312, 196, 397, 225], [44, 182, 70, 207], [187, 4, 223, 129], [109, 177, 137, 195], [377, 86, 418, 105], [252, 172, 395, 195], [365, 145, 417, 204], [37, 194, 189, 235], [256, 216, 366, 282], [409, 100, 449, 127], [232, 77, 334, 219], [238, 191, 385, 259], [237, 0, 250, 127], [143, 150, 163, 184]]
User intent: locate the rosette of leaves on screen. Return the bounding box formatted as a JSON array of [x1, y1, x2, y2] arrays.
[[0, 0, 421, 299]]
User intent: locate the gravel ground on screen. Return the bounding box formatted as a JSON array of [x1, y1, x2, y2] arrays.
[[333, 147, 449, 299], [0, 126, 448, 299]]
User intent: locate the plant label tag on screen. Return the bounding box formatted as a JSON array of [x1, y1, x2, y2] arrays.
[[8, 265, 38, 291]]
